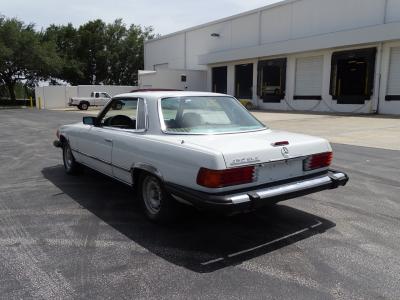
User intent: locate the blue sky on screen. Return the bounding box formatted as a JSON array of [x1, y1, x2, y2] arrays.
[[0, 0, 281, 35]]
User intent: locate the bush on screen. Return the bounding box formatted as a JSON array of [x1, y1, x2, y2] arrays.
[[0, 98, 36, 107]]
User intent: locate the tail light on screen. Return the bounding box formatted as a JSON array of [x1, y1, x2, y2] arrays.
[[303, 152, 333, 171], [197, 166, 255, 188]]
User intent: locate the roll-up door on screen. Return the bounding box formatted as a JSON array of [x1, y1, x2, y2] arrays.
[[386, 47, 400, 101], [294, 56, 323, 100]]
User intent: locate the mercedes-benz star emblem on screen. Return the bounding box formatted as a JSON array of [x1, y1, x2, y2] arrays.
[[281, 147, 290, 158]]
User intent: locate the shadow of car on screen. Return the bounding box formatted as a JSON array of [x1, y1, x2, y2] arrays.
[[42, 165, 335, 273]]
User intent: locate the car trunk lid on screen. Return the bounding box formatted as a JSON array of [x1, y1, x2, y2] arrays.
[[181, 129, 331, 185]]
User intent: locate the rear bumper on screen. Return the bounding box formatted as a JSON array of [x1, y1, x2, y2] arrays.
[[165, 170, 348, 214]]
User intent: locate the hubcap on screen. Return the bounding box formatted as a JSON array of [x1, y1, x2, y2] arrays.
[[142, 176, 162, 214]]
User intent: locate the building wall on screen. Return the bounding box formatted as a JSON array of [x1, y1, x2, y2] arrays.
[[139, 69, 207, 92], [145, 0, 400, 70], [144, 0, 400, 114]]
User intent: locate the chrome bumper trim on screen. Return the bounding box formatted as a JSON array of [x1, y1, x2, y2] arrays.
[[229, 172, 347, 204]]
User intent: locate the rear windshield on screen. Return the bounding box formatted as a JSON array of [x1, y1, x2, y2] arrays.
[[160, 96, 266, 134]]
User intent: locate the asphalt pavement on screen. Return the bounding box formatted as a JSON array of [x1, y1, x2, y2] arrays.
[[0, 109, 399, 299]]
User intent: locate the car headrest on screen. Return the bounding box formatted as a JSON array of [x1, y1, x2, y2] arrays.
[[181, 112, 203, 128]]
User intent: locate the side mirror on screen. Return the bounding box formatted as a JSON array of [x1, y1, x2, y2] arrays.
[[83, 116, 98, 126]]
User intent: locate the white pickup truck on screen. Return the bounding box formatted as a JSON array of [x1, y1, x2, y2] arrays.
[[68, 92, 111, 110]]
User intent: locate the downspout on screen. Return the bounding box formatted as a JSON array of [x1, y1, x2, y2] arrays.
[[374, 42, 384, 114]]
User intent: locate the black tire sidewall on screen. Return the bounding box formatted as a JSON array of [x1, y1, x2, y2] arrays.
[[79, 102, 89, 110], [62, 142, 79, 175]]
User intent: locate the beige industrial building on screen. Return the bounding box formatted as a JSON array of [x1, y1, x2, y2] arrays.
[[141, 0, 400, 115]]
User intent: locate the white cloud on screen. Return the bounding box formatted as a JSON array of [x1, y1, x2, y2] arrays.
[[0, 0, 280, 35]]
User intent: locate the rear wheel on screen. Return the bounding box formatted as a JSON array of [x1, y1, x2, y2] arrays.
[[139, 173, 177, 223], [62, 141, 80, 175], [78, 102, 89, 110]]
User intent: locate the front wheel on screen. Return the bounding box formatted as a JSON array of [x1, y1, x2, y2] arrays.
[[62, 142, 80, 175], [139, 173, 178, 223]]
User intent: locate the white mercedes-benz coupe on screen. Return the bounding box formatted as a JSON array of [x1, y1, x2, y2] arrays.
[[54, 91, 348, 222]]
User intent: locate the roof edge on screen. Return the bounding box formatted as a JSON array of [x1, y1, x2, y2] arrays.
[[145, 0, 298, 44]]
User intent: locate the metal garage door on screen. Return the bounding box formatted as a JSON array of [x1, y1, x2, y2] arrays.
[[387, 47, 400, 99], [294, 56, 323, 99]]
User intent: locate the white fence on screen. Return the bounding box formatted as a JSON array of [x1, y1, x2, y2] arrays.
[[35, 85, 138, 109]]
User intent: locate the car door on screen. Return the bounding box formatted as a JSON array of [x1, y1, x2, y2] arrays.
[[110, 98, 146, 184], [77, 97, 140, 179], [77, 125, 114, 176]]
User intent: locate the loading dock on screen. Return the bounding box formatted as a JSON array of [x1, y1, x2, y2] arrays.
[[235, 64, 253, 99], [212, 66, 228, 94]]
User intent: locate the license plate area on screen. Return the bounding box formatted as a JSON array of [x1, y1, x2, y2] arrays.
[[255, 158, 304, 183]]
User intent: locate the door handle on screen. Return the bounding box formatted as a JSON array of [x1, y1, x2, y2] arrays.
[[104, 138, 113, 143]]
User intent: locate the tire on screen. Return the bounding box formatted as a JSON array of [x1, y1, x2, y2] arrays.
[[139, 173, 178, 223], [78, 102, 89, 110], [62, 141, 80, 175]]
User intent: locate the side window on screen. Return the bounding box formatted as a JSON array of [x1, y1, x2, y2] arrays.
[[95, 93, 99, 98], [161, 98, 180, 129], [101, 92, 109, 98], [101, 98, 138, 129]]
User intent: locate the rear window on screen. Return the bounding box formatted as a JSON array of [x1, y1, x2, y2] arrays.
[[160, 96, 266, 134]]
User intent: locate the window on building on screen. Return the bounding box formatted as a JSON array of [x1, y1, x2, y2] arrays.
[[386, 47, 400, 101], [294, 56, 323, 100], [257, 58, 287, 103], [330, 48, 376, 104], [212, 66, 228, 94], [235, 64, 253, 99]]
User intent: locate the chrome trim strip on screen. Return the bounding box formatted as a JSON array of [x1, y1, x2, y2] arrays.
[[330, 172, 346, 180], [256, 176, 331, 199], [71, 148, 131, 173], [72, 148, 111, 165], [230, 194, 251, 204], [77, 160, 132, 186], [227, 175, 335, 204]]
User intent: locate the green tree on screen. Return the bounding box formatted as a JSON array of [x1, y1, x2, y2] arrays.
[[118, 24, 155, 85], [42, 23, 83, 85], [0, 16, 60, 100], [43, 18, 156, 86], [76, 19, 108, 84]]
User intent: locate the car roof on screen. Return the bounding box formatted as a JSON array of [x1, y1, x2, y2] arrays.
[[114, 91, 229, 100]]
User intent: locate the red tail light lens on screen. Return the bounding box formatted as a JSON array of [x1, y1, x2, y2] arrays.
[[303, 152, 333, 171], [197, 166, 255, 188]]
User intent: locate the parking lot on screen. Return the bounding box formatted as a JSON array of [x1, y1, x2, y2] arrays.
[[1, 108, 399, 299]]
